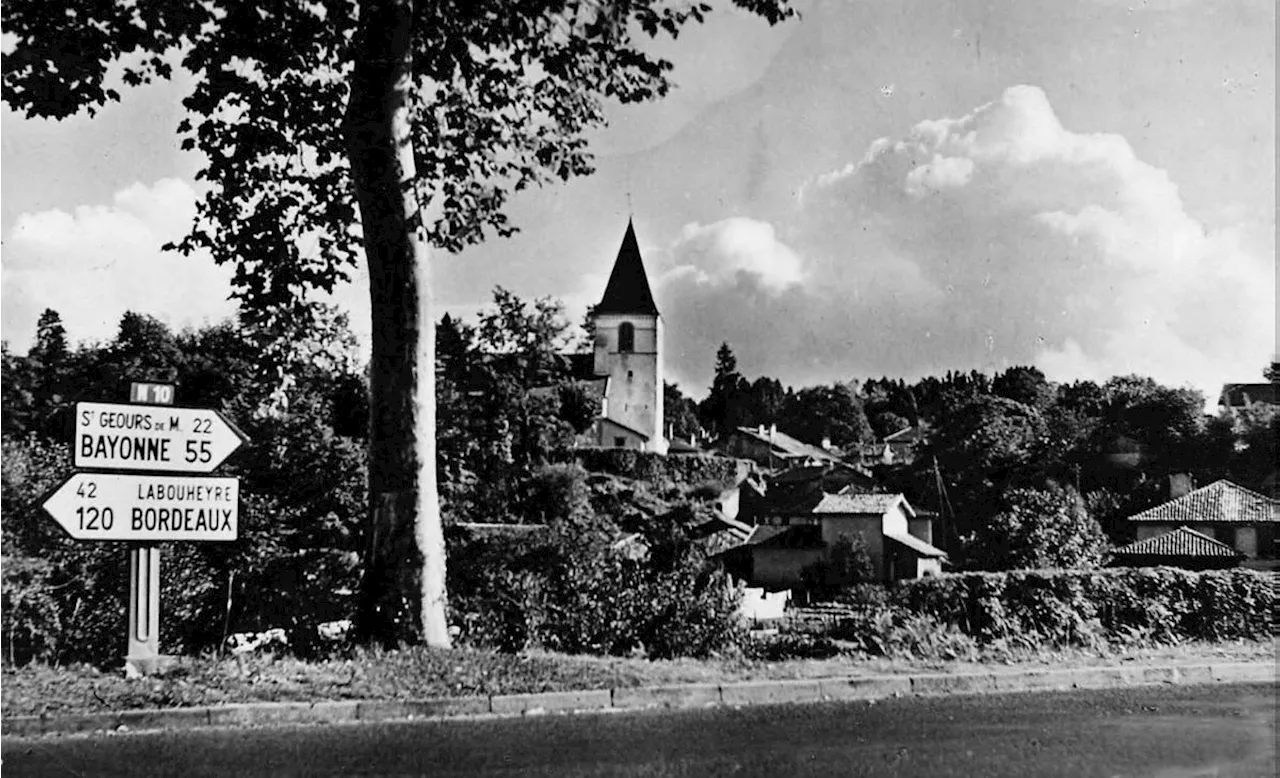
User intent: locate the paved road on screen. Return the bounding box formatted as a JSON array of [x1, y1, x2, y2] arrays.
[[3, 683, 1275, 777]]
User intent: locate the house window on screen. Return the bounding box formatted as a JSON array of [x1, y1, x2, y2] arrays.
[[627, 370, 634, 382], [618, 322, 635, 353], [614, 437, 626, 448]]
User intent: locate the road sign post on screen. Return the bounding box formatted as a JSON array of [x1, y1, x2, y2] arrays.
[[127, 544, 164, 675], [40, 382, 245, 676]]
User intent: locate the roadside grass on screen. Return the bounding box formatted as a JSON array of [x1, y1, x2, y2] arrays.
[[2, 639, 1273, 718]]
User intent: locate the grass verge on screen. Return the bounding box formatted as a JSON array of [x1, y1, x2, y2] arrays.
[[2, 639, 1273, 718]]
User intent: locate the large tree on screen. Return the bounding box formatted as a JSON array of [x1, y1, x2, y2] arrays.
[[3, 0, 796, 647]]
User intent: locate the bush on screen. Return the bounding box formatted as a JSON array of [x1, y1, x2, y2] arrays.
[[891, 567, 1272, 648], [448, 466, 743, 659], [965, 483, 1109, 571], [741, 632, 843, 661], [800, 533, 876, 603]]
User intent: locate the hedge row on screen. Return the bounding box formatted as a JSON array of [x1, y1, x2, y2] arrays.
[[888, 567, 1274, 648]]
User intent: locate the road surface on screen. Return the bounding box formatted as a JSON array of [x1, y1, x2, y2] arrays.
[[3, 682, 1275, 777]]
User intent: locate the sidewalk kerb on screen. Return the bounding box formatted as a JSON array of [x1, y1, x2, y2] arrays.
[[1172, 664, 1215, 685], [117, 706, 212, 732], [611, 683, 721, 711], [206, 700, 360, 728], [1, 715, 46, 738], [1211, 662, 1275, 683], [489, 689, 612, 716], [357, 696, 490, 722], [818, 675, 911, 701], [719, 678, 823, 707], [911, 672, 998, 696]]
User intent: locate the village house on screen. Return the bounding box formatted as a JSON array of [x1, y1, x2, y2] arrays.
[[1123, 478, 1279, 568], [718, 492, 947, 592], [724, 424, 848, 469]]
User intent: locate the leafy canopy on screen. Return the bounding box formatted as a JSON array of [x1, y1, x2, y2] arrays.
[[4, 0, 795, 335]]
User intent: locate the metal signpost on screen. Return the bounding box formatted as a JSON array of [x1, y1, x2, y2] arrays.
[[41, 381, 246, 675]]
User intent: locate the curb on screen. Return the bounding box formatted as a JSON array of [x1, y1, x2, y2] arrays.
[[3, 661, 1274, 738]]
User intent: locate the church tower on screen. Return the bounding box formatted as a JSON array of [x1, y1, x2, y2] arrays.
[[590, 220, 666, 454]]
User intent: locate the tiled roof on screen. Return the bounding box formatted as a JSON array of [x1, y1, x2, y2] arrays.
[[1218, 383, 1279, 408], [1128, 480, 1280, 524], [740, 524, 825, 549], [599, 416, 650, 440], [885, 532, 948, 559], [595, 220, 660, 316], [762, 491, 913, 517], [734, 426, 843, 464], [768, 463, 833, 485], [1112, 526, 1244, 559], [812, 492, 912, 516]]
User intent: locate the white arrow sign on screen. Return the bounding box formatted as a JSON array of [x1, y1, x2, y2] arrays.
[[42, 473, 239, 542], [74, 402, 246, 473]]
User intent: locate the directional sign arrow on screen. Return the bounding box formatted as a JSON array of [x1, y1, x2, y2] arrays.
[[74, 401, 246, 474], [42, 473, 239, 542]]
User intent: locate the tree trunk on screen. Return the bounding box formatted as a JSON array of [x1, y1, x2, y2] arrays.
[[343, 0, 450, 648]]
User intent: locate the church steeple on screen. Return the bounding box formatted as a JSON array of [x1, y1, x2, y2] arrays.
[[595, 219, 659, 316]]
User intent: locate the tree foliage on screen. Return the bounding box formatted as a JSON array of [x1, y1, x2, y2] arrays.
[[965, 484, 1109, 571], [799, 533, 875, 602], [4, 0, 797, 649]]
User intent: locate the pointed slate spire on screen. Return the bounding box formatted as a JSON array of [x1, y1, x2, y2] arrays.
[[595, 219, 660, 316]]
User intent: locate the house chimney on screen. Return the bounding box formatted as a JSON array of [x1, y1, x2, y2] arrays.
[[758, 424, 765, 435], [769, 423, 777, 436], [1168, 473, 1193, 499], [821, 436, 832, 451]]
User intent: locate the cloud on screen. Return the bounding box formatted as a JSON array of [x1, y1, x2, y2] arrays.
[[664, 218, 805, 293], [2, 179, 237, 350], [658, 85, 1274, 399]]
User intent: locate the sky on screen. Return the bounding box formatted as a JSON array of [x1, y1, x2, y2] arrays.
[[2, 0, 1275, 401]]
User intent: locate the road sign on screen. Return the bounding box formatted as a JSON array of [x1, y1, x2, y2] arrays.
[[130, 381, 176, 405], [42, 473, 239, 542], [74, 401, 245, 473]]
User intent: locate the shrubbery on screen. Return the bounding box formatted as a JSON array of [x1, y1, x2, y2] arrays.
[[550, 449, 748, 491], [448, 465, 743, 659], [892, 567, 1272, 648], [759, 567, 1272, 662], [963, 483, 1109, 571]]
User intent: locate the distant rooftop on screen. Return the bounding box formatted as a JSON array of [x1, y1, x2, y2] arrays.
[[734, 426, 845, 465], [1128, 480, 1279, 524], [761, 491, 914, 518], [1112, 526, 1244, 559]]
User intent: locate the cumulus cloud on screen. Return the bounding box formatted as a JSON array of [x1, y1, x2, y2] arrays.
[[664, 218, 805, 293], [658, 85, 1274, 398], [2, 179, 237, 350]]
